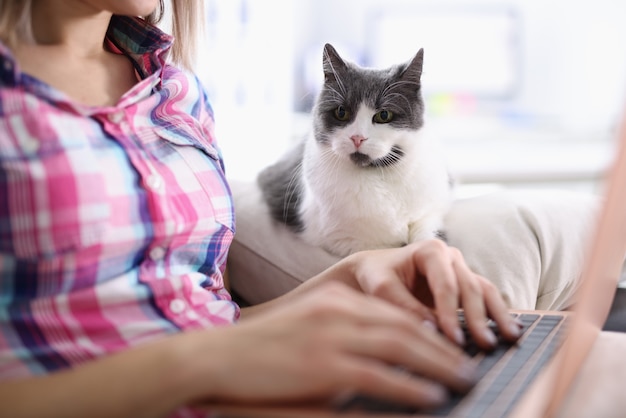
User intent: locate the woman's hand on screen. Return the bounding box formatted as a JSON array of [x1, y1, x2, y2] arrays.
[[233, 239, 522, 409], [345, 239, 522, 349], [198, 282, 477, 410]]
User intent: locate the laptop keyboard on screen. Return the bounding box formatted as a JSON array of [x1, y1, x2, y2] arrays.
[[337, 313, 567, 416]]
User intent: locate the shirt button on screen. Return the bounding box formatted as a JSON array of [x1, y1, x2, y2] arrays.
[[169, 299, 186, 314], [149, 246, 166, 261], [146, 175, 163, 191], [108, 111, 125, 124]]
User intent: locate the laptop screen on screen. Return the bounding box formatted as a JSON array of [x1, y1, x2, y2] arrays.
[[541, 103, 626, 417]]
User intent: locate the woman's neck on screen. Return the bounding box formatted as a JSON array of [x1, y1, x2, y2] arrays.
[[12, 4, 139, 108], [30, 0, 112, 59]]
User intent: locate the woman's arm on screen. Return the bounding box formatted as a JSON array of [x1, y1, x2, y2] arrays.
[[0, 332, 210, 418], [0, 281, 484, 416]]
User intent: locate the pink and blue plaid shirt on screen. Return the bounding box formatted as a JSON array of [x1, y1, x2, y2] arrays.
[[0, 15, 239, 386]]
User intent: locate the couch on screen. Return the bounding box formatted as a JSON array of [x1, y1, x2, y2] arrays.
[[227, 179, 611, 314]]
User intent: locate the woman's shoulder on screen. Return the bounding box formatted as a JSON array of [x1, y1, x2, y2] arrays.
[[159, 64, 213, 121], [162, 64, 205, 89]]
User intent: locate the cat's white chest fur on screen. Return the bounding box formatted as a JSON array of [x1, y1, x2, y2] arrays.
[[299, 123, 452, 257]]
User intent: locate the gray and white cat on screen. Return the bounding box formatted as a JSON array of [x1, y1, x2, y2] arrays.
[[258, 43, 453, 257]]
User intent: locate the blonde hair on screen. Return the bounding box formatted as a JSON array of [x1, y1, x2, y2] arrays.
[[0, 0, 203, 70]]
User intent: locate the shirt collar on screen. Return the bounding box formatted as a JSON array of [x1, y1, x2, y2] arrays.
[[0, 42, 19, 87], [105, 15, 174, 81]]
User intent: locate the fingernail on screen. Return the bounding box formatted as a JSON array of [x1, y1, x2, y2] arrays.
[[423, 319, 437, 331], [457, 361, 478, 385], [454, 328, 466, 346], [509, 322, 522, 337], [483, 329, 498, 346], [424, 383, 448, 404]]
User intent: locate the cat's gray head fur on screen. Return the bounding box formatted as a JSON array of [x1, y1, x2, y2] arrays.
[[312, 43, 425, 168]]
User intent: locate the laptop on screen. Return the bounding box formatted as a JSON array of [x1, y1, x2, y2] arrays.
[[206, 104, 626, 418]]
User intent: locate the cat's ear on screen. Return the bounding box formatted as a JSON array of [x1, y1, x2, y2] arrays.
[[401, 48, 424, 83], [322, 43, 348, 83]]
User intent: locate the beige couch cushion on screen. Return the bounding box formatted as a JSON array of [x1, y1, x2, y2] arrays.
[[228, 179, 600, 310]]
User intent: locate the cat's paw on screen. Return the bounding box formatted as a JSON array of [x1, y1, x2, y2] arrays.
[[408, 221, 445, 244]]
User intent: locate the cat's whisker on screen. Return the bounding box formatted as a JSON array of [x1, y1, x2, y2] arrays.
[[380, 92, 414, 115], [387, 155, 405, 178], [382, 80, 420, 100], [320, 87, 344, 106], [320, 146, 344, 210], [384, 79, 420, 92], [284, 162, 304, 225], [323, 49, 347, 97], [377, 163, 387, 182]]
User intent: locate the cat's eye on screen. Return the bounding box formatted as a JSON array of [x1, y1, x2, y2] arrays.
[[373, 110, 394, 123], [334, 106, 351, 121]]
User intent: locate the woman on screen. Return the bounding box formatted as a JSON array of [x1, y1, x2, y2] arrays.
[[0, 1, 521, 417]]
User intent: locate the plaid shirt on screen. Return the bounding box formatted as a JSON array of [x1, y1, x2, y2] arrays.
[[0, 15, 239, 386]]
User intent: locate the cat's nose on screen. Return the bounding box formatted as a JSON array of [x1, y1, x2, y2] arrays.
[[351, 135, 367, 148]]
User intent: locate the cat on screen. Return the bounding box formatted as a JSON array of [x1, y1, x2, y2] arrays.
[[257, 43, 454, 257]]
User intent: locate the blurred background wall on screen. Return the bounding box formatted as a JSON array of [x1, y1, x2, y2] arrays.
[[194, 0, 626, 194]]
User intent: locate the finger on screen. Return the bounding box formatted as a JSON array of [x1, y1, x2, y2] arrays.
[[319, 283, 437, 332], [298, 287, 476, 394], [319, 284, 470, 369], [344, 327, 477, 394], [336, 290, 461, 356], [451, 250, 521, 346], [302, 285, 447, 362], [335, 358, 450, 411], [449, 248, 500, 349], [480, 278, 523, 342], [413, 241, 464, 345]]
